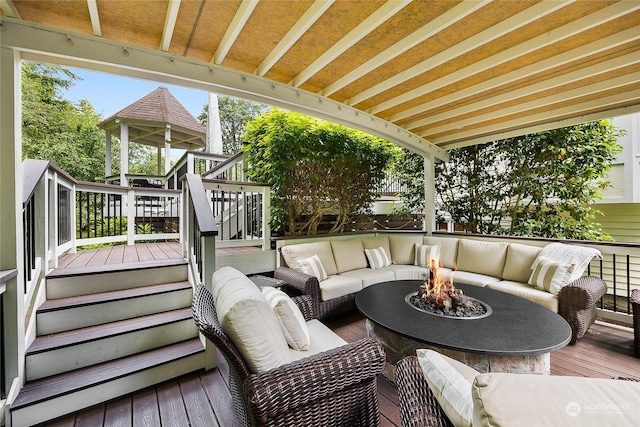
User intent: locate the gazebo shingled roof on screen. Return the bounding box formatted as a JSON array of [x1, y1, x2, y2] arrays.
[[99, 87, 206, 150]]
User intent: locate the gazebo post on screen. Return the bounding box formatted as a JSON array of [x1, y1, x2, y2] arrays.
[[119, 122, 129, 186], [164, 124, 171, 175], [105, 130, 112, 178]]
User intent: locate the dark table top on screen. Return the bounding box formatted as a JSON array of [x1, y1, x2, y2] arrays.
[[355, 280, 571, 356]]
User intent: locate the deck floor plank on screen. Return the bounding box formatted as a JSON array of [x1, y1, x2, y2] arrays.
[[86, 247, 112, 266], [131, 387, 161, 427], [66, 249, 98, 268], [146, 243, 170, 261], [74, 403, 105, 427], [200, 365, 240, 427], [134, 244, 156, 263], [123, 245, 140, 264], [105, 245, 125, 265], [179, 373, 220, 427], [104, 395, 132, 427], [156, 379, 190, 426]]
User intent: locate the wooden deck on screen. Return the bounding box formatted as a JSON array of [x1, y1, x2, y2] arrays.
[[39, 311, 638, 427]]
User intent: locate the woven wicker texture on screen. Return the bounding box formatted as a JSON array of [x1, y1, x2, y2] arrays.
[[558, 276, 607, 344], [192, 284, 385, 426], [396, 356, 453, 427]]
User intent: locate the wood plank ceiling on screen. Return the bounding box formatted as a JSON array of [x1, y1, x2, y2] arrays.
[[1, 0, 639, 152]]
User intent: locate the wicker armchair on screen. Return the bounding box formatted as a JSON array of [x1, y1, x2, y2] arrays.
[[631, 289, 640, 358], [192, 284, 385, 427], [558, 276, 608, 344], [275, 267, 356, 319]]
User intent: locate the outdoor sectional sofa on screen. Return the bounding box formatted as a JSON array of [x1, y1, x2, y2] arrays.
[[274, 234, 607, 344]]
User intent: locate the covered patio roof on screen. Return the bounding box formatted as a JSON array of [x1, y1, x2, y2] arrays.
[[1, 1, 639, 160]]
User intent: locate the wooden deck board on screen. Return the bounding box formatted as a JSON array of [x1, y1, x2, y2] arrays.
[[39, 311, 638, 427]]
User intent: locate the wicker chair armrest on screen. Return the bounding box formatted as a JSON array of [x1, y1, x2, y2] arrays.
[[558, 276, 607, 311], [275, 267, 322, 302], [291, 294, 315, 321], [396, 356, 453, 427], [245, 337, 384, 423]]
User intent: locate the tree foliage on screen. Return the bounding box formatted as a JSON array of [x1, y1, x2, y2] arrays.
[[395, 121, 623, 240], [21, 63, 107, 182], [244, 109, 396, 235], [198, 95, 267, 154]]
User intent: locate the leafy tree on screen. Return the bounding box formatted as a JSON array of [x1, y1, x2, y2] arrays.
[[244, 109, 396, 235], [198, 95, 267, 154], [395, 121, 623, 240], [21, 63, 106, 182]]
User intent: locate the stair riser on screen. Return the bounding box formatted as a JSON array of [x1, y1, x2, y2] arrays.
[[46, 265, 188, 299], [36, 288, 193, 335], [26, 320, 198, 381], [11, 351, 205, 427]]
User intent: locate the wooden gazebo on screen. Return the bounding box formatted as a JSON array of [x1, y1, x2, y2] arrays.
[[98, 86, 206, 185]]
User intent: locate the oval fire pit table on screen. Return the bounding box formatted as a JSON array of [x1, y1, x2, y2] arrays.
[[355, 280, 571, 381]]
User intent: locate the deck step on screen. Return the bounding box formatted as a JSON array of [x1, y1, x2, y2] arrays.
[[26, 308, 197, 381], [46, 260, 188, 299], [11, 339, 205, 427], [36, 281, 192, 334]]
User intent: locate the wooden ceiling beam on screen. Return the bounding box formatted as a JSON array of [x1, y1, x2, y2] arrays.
[[160, 0, 181, 52], [211, 0, 258, 65], [0, 0, 20, 18], [290, 0, 411, 87]]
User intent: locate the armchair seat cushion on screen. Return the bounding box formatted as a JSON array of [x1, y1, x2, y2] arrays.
[[288, 319, 348, 362], [319, 275, 363, 301], [487, 280, 558, 312]]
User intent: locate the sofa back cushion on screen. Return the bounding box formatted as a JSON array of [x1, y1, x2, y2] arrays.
[[281, 241, 338, 276], [456, 240, 508, 278], [502, 243, 542, 283], [389, 235, 424, 265], [361, 236, 391, 253], [424, 237, 459, 269], [331, 239, 368, 273], [212, 267, 290, 374]]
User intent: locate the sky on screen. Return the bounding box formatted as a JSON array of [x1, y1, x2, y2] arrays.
[[63, 68, 210, 120]]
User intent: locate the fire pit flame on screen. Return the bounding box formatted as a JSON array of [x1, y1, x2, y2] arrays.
[[408, 257, 491, 319]]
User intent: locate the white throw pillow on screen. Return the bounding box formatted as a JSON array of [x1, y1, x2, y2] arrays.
[[528, 255, 574, 295], [364, 246, 392, 269], [416, 349, 477, 427], [414, 243, 439, 267], [298, 254, 328, 281], [262, 286, 310, 351]]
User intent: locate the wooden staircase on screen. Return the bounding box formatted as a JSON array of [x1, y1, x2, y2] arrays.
[[10, 260, 205, 427]]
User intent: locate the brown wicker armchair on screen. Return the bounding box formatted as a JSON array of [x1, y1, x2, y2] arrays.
[[275, 267, 356, 319], [558, 276, 608, 344], [192, 284, 385, 427]]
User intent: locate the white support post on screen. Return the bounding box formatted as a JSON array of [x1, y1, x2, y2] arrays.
[[105, 130, 112, 178], [126, 188, 136, 246], [423, 154, 436, 234], [165, 125, 171, 174], [120, 123, 129, 186], [0, 46, 26, 408], [201, 233, 217, 370], [262, 187, 271, 250]]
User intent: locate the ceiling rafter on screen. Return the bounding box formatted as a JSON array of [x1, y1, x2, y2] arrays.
[[390, 28, 640, 124], [349, 0, 574, 109], [420, 73, 638, 137], [369, 1, 640, 116], [255, 0, 334, 77], [160, 0, 181, 52], [211, 0, 258, 65], [321, 0, 488, 97], [0, 0, 20, 18], [86, 0, 101, 37], [290, 0, 411, 87], [406, 52, 640, 131], [431, 90, 640, 150]]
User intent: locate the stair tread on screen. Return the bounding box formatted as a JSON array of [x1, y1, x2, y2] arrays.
[[47, 258, 187, 279], [13, 338, 204, 409], [38, 281, 191, 312], [28, 308, 193, 355]]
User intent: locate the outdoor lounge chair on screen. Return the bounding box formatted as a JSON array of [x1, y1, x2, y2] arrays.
[[192, 283, 385, 427]]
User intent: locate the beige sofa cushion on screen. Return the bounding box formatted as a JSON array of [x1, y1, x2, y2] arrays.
[[298, 254, 328, 281], [452, 271, 500, 288], [487, 280, 558, 312], [288, 319, 348, 362], [457, 240, 508, 278], [281, 241, 338, 276], [423, 237, 459, 269], [389, 235, 424, 265], [318, 275, 362, 301], [502, 243, 542, 283], [341, 267, 395, 287], [472, 373, 640, 427], [528, 256, 574, 295], [417, 349, 478, 427], [212, 267, 290, 374], [364, 246, 392, 269], [361, 236, 391, 253], [386, 264, 425, 280], [331, 239, 368, 273]]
